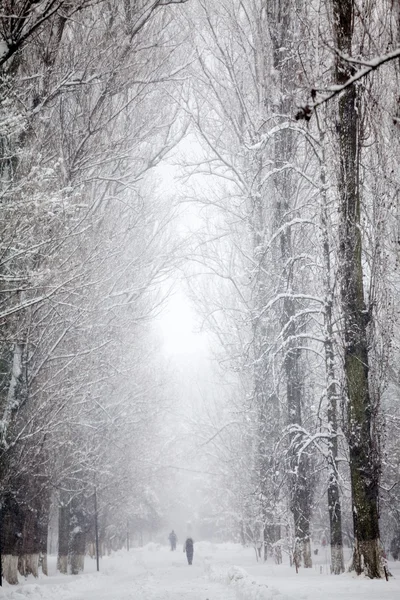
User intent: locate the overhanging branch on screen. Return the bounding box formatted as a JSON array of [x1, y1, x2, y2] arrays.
[[296, 47, 400, 121]]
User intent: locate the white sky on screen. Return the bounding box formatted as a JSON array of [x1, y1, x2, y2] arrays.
[[152, 139, 210, 358], [157, 290, 208, 356]]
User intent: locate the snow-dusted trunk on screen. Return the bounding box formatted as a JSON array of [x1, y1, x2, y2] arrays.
[[19, 504, 40, 577], [2, 555, 19, 585], [57, 495, 88, 575], [2, 493, 23, 584], [39, 509, 49, 575], [279, 123, 312, 571], [18, 459, 51, 577], [317, 122, 345, 575], [324, 307, 345, 575], [57, 502, 70, 574], [257, 387, 281, 561], [0, 344, 25, 583], [37, 487, 51, 576], [41, 553, 48, 577], [70, 503, 86, 575], [284, 329, 312, 570], [0, 342, 23, 447], [57, 499, 87, 574], [266, 0, 312, 569], [252, 178, 282, 561], [332, 0, 382, 579]]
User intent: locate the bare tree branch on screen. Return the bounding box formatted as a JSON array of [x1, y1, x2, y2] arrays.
[[296, 47, 400, 121]]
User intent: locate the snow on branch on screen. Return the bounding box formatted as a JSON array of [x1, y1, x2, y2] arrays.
[[285, 424, 339, 463], [260, 292, 324, 317], [296, 47, 400, 121], [246, 122, 322, 158]]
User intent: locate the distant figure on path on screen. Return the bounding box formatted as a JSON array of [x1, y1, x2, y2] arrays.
[[183, 537, 194, 565], [168, 530, 177, 551]]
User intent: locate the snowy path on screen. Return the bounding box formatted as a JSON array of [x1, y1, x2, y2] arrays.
[[1, 543, 400, 600], [62, 555, 237, 600], [0, 547, 237, 600]]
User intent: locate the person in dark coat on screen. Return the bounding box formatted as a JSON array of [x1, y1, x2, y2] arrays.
[[183, 537, 194, 565]]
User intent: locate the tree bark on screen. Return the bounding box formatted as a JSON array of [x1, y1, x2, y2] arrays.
[[253, 215, 281, 562], [266, 0, 313, 569], [2, 493, 23, 584], [38, 486, 51, 576], [317, 119, 345, 574], [332, 0, 383, 578], [70, 502, 86, 575], [19, 503, 40, 577], [57, 502, 70, 574]]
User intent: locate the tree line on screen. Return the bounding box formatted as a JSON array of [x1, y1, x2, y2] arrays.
[[1, 0, 400, 585], [179, 0, 400, 580], [0, 0, 188, 584]]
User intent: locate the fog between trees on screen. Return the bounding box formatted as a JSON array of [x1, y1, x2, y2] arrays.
[[0, 0, 400, 584]]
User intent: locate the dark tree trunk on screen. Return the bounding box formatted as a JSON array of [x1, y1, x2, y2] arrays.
[[2, 493, 23, 584], [19, 503, 40, 577], [57, 502, 70, 574], [37, 485, 51, 576], [69, 501, 86, 575], [38, 511, 49, 576], [332, 0, 383, 578]]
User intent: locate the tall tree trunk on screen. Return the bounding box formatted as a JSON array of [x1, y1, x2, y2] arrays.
[[324, 284, 345, 575], [2, 493, 23, 584], [266, 0, 313, 569], [19, 503, 40, 577], [317, 119, 345, 574], [285, 337, 312, 569], [57, 501, 70, 574], [252, 178, 281, 562], [38, 486, 51, 576], [70, 501, 86, 575], [0, 342, 23, 449], [332, 0, 383, 578]]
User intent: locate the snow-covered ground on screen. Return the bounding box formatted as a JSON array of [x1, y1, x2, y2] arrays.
[[0, 543, 399, 600]]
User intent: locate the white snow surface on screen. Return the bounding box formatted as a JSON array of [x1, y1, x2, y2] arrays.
[[0, 543, 399, 600]]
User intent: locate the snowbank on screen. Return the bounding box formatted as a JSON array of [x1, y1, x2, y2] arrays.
[[143, 542, 162, 552], [196, 541, 251, 558], [204, 558, 295, 600], [0, 545, 399, 600], [0, 574, 103, 600]]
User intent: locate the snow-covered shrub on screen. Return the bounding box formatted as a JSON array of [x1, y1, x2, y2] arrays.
[[204, 560, 295, 600]]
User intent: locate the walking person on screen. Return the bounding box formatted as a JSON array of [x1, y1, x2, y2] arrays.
[[168, 530, 177, 551], [183, 537, 194, 565]]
